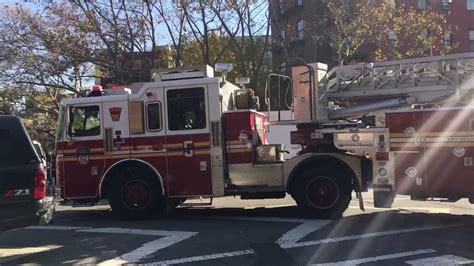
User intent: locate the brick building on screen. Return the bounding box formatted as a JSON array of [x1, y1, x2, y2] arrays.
[[270, 0, 474, 71], [402, 0, 474, 53]]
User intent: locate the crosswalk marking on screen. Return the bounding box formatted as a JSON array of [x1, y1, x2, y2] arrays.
[[406, 255, 474, 265], [312, 249, 436, 266], [150, 223, 463, 265], [277, 220, 330, 246], [24, 225, 198, 265]]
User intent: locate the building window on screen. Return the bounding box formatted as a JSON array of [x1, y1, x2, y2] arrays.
[[417, 0, 427, 9], [146, 102, 162, 131], [280, 29, 285, 41], [296, 20, 304, 40], [443, 30, 453, 47], [167, 87, 206, 131], [297, 0, 303, 6], [68, 105, 101, 137], [441, 0, 451, 10], [421, 27, 431, 38], [469, 30, 474, 51], [388, 30, 398, 49], [468, 0, 474, 10]]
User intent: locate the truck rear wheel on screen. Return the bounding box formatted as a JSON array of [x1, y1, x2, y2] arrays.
[[373, 190, 395, 208], [292, 167, 352, 219], [108, 168, 162, 220]]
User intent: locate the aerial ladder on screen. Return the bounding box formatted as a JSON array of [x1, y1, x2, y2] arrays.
[[264, 52, 474, 208]]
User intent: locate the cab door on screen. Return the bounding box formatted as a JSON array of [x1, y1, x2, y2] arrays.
[[62, 104, 104, 198], [102, 99, 131, 180], [164, 85, 213, 196]]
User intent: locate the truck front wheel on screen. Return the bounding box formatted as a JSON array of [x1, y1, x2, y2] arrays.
[[108, 169, 162, 220], [292, 168, 351, 219]]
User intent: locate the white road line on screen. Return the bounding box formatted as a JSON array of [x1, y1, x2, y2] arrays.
[[100, 234, 197, 266], [283, 223, 463, 249], [26, 225, 90, 230], [24, 225, 197, 265], [150, 224, 462, 265], [78, 227, 196, 237], [211, 216, 315, 223], [84, 228, 198, 266], [277, 220, 330, 246], [312, 249, 436, 265], [406, 255, 474, 265], [244, 204, 295, 210], [145, 249, 255, 266]]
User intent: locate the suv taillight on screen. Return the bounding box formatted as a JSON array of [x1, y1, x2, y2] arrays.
[[34, 168, 46, 199]]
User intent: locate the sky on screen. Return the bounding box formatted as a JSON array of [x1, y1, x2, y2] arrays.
[[0, 0, 47, 12], [0, 0, 172, 45]]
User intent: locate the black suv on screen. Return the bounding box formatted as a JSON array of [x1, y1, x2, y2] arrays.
[[0, 116, 55, 232]]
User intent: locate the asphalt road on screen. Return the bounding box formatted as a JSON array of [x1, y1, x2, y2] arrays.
[[1, 192, 474, 265]]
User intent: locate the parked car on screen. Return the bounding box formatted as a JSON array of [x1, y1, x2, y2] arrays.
[[0, 116, 55, 232]]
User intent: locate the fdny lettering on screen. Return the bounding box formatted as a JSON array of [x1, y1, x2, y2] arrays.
[[4, 189, 30, 197], [184, 141, 194, 157]]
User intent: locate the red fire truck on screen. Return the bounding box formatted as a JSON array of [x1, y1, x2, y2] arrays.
[[324, 53, 474, 208], [55, 53, 474, 219]]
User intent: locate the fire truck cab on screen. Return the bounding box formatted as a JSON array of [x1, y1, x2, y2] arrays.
[[55, 65, 369, 219]]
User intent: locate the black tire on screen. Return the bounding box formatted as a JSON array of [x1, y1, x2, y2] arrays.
[[108, 167, 162, 220], [291, 167, 352, 219], [373, 190, 395, 208]]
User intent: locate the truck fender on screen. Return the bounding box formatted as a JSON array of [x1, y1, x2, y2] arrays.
[[283, 153, 362, 193], [98, 158, 165, 198]]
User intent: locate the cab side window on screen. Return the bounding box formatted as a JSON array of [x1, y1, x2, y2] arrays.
[[68, 105, 101, 137], [167, 88, 206, 131], [147, 102, 162, 131]]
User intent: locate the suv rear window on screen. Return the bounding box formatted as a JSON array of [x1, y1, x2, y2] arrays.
[[0, 121, 39, 166]]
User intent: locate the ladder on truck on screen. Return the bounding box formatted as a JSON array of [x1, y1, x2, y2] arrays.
[[322, 52, 474, 104], [266, 53, 474, 122]]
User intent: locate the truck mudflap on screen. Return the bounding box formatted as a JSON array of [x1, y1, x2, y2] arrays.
[[356, 191, 365, 211], [373, 184, 396, 208]]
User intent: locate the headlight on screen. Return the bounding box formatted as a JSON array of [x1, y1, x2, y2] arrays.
[[378, 168, 388, 176]]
